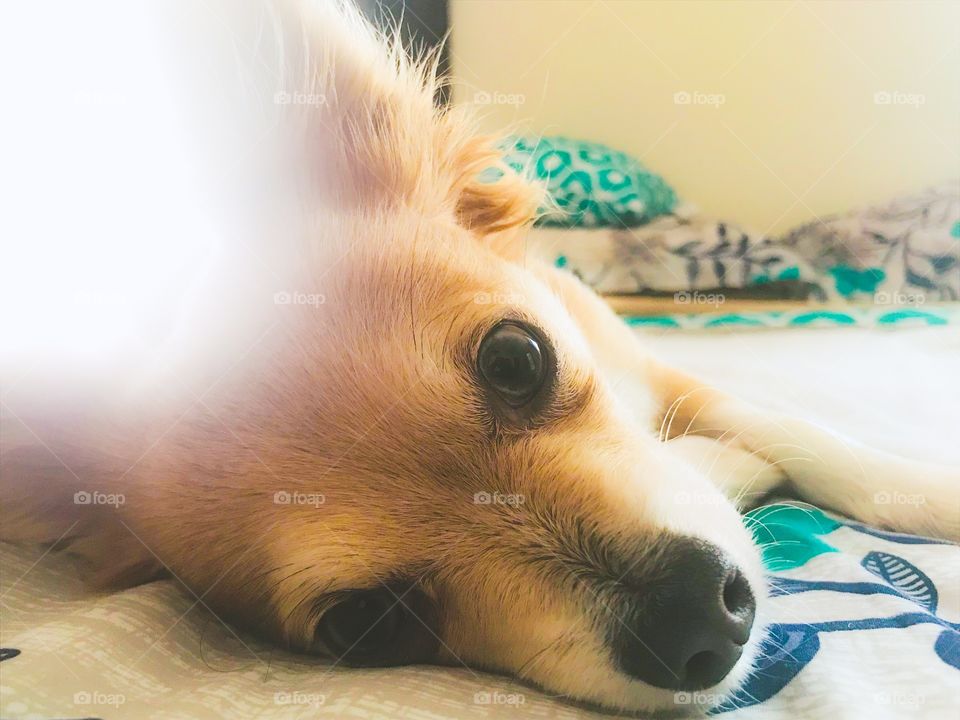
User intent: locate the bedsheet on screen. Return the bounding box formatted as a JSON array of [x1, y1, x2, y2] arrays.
[[2, 326, 958, 719]]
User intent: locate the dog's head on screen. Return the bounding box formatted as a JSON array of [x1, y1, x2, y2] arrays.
[[1, 1, 765, 714]]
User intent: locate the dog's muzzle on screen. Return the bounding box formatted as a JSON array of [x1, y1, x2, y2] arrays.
[[612, 537, 756, 690]]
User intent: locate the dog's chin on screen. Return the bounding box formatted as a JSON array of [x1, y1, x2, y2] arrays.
[[546, 640, 764, 718]]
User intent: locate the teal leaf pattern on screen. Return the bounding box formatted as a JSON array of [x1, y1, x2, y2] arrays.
[[862, 551, 938, 612], [828, 265, 885, 297], [745, 504, 841, 570]]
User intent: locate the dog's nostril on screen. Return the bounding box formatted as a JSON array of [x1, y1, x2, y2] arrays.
[[612, 538, 757, 691], [723, 568, 755, 639], [684, 649, 733, 690]]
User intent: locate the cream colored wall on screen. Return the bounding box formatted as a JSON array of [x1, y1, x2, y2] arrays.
[[449, 0, 960, 233]]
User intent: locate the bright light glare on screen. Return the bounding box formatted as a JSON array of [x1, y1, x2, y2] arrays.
[[1, 1, 218, 366]]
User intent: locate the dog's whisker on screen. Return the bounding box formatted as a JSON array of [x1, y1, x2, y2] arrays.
[[659, 388, 695, 442], [729, 455, 807, 507], [515, 622, 582, 679]]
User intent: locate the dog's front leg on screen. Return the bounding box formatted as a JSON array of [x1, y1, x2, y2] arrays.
[[646, 362, 960, 541], [665, 435, 787, 511], [535, 262, 959, 540]]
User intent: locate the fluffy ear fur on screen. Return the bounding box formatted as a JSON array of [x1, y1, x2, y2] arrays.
[[450, 137, 543, 236], [279, 0, 541, 236]]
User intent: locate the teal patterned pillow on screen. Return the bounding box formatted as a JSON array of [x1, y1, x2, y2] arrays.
[[501, 135, 677, 228]]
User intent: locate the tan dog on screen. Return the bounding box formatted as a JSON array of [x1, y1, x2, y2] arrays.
[[2, 1, 957, 715]]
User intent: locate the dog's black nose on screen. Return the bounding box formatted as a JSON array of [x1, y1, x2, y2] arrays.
[[614, 538, 756, 690]]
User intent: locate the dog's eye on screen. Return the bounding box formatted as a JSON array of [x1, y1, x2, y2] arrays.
[[478, 321, 546, 407], [316, 589, 404, 662]]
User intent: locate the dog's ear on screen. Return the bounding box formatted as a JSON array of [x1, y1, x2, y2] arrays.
[[278, 0, 541, 237], [449, 136, 543, 237]]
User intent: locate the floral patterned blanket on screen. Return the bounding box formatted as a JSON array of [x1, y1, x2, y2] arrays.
[[530, 180, 960, 306], [720, 503, 960, 718]]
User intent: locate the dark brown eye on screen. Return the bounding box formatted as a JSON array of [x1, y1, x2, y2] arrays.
[[316, 589, 404, 663], [478, 321, 546, 407]]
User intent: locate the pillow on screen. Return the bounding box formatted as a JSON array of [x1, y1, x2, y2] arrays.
[[501, 135, 677, 228]]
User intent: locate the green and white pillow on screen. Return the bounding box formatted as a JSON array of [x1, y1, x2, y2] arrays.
[[501, 135, 677, 228]]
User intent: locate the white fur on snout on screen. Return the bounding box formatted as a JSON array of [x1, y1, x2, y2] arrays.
[[638, 446, 769, 712]]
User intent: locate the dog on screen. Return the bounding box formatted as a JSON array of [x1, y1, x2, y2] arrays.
[[2, 1, 957, 715]]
